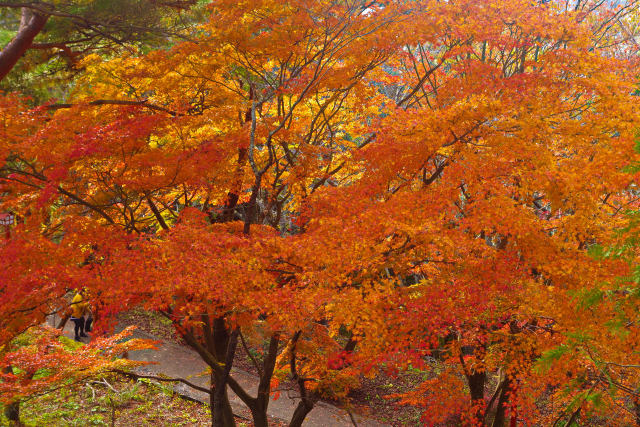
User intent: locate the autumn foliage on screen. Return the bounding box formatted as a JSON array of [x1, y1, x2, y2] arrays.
[[2, 0, 640, 426]]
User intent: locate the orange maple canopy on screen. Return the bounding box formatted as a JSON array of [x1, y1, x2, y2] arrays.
[[1, 0, 640, 425]]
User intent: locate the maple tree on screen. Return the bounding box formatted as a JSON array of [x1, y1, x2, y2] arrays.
[[292, 1, 640, 425], [2, 1, 403, 426], [0, 207, 154, 423], [2, 0, 640, 426]]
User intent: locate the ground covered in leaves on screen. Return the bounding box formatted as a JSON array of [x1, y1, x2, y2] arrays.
[[347, 369, 426, 426], [0, 376, 255, 427], [117, 309, 426, 426], [117, 309, 185, 345]]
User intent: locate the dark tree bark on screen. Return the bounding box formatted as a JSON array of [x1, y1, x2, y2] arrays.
[[459, 346, 486, 425], [213, 330, 238, 427], [210, 371, 236, 427], [248, 335, 279, 427], [288, 399, 314, 427], [3, 401, 20, 426], [211, 318, 238, 427], [0, 8, 49, 82], [287, 331, 317, 427], [467, 370, 487, 402], [3, 366, 21, 426], [182, 317, 237, 427], [57, 312, 70, 329], [491, 377, 510, 427]]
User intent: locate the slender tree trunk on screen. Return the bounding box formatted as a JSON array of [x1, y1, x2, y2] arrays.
[[0, 8, 49, 82], [466, 370, 486, 425], [210, 371, 236, 427], [287, 331, 316, 427], [183, 316, 238, 427], [288, 400, 314, 427], [3, 401, 20, 427], [250, 405, 269, 427], [467, 371, 486, 402], [210, 318, 238, 427], [243, 178, 262, 235], [459, 345, 486, 425], [344, 334, 357, 353], [220, 147, 246, 222], [213, 334, 238, 427], [248, 335, 279, 427], [3, 366, 20, 426], [491, 377, 510, 427]]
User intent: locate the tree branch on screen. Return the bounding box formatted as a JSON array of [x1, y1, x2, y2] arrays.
[[0, 7, 49, 81], [46, 99, 178, 116], [112, 369, 212, 395]]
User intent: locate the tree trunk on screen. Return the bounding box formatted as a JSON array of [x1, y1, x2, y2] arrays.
[[288, 400, 314, 427], [248, 335, 279, 427], [209, 372, 236, 427], [3, 366, 20, 426], [467, 370, 486, 402], [250, 404, 269, 427], [183, 316, 238, 427], [0, 8, 49, 82], [344, 334, 357, 353], [491, 377, 510, 427], [465, 369, 486, 426], [211, 319, 238, 427], [3, 401, 20, 426], [287, 331, 316, 427]]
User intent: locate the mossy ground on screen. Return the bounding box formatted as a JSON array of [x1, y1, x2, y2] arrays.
[[0, 375, 252, 427]]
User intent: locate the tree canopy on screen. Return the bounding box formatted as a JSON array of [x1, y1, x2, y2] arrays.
[[2, 0, 640, 426]]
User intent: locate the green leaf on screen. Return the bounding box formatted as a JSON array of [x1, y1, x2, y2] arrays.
[[535, 344, 569, 373], [587, 244, 604, 260]]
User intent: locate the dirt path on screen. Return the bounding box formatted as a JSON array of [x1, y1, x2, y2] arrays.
[[47, 315, 388, 427]]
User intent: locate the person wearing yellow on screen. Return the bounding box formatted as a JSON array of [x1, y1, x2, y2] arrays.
[[70, 288, 89, 341]]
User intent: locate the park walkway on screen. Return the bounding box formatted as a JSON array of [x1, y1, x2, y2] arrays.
[[49, 315, 387, 427]]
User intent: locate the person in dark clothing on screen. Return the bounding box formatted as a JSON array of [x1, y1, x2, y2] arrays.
[[70, 316, 85, 341], [84, 308, 93, 332]]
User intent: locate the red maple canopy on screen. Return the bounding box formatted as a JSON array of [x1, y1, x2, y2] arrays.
[[1, 1, 640, 426]]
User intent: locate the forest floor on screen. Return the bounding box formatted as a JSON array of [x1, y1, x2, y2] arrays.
[[0, 373, 273, 427], [34, 310, 615, 426], [116, 309, 424, 426], [45, 309, 412, 426]]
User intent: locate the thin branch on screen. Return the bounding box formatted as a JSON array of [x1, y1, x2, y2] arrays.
[[346, 409, 359, 427], [46, 99, 178, 116], [145, 193, 169, 230], [112, 369, 212, 395], [239, 331, 263, 377]]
